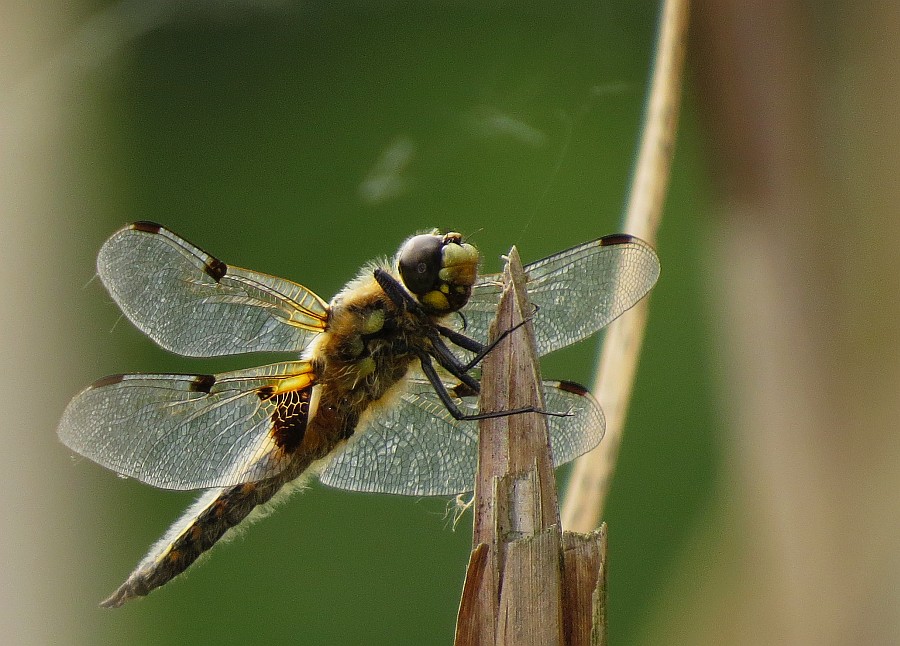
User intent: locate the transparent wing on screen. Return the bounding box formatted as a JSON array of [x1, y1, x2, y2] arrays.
[[319, 378, 604, 496], [97, 222, 329, 357], [58, 361, 315, 490], [462, 234, 660, 356]]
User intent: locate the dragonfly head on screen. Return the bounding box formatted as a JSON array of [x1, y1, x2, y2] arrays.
[[396, 231, 480, 315]]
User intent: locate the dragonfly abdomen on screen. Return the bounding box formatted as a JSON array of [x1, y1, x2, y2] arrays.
[[100, 473, 297, 608]]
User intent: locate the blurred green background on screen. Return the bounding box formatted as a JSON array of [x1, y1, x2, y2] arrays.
[[7, 2, 719, 644]]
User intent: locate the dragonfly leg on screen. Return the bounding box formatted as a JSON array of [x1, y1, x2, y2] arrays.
[[436, 317, 533, 372], [426, 335, 481, 393], [417, 352, 571, 421], [374, 268, 421, 313]]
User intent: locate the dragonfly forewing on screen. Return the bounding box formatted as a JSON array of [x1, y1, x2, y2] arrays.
[[462, 234, 660, 357], [97, 222, 328, 357]]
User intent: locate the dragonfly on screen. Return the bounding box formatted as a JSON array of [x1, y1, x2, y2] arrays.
[[58, 222, 659, 607]]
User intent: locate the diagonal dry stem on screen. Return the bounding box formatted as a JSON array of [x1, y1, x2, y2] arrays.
[[561, 0, 690, 531]]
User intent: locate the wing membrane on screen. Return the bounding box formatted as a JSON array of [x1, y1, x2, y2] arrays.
[[58, 361, 314, 490], [97, 222, 329, 357], [319, 378, 604, 496], [462, 234, 660, 356]]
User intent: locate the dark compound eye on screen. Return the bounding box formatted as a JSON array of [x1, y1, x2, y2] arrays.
[[397, 234, 443, 295]]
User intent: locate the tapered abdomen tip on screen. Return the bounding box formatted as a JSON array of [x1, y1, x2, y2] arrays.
[[99, 583, 139, 609]]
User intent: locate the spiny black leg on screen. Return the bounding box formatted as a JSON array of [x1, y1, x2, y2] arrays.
[[374, 268, 421, 313], [377, 265, 532, 375], [456, 310, 468, 333], [426, 334, 481, 393], [376, 265, 541, 398], [373, 268, 482, 390], [437, 318, 533, 372], [418, 352, 572, 421], [435, 325, 486, 354]]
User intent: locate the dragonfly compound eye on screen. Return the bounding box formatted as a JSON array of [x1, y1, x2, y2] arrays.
[[398, 234, 444, 296]]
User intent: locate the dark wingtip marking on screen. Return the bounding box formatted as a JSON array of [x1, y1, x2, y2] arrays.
[[189, 374, 216, 393], [450, 383, 478, 399], [131, 221, 163, 234], [599, 233, 636, 247], [90, 374, 127, 389], [204, 257, 228, 282], [556, 380, 589, 396]]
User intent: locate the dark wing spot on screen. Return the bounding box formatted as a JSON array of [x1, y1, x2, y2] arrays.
[[556, 380, 589, 396], [90, 374, 127, 389], [256, 386, 275, 401], [203, 257, 228, 282], [450, 382, 479, 398], [189, 374, 216, 393], [598, 233, 636, 247], [131, 221, 163, 234]]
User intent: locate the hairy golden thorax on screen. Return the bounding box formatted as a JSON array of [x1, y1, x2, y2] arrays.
[[305, 231, 480, 455]]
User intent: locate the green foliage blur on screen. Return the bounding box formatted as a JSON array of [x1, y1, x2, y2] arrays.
[[63, 2, 716, 643]]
